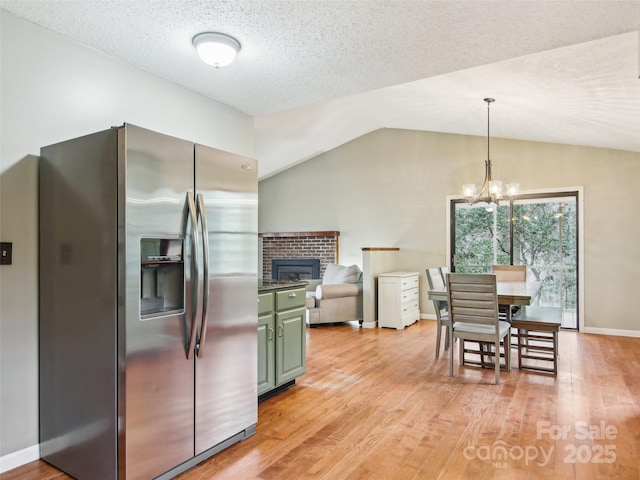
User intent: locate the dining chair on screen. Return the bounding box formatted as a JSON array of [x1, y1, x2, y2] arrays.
[[491, 264, 526, 282], [426, 268, 450, 359], [492, 265, 527, 320], [447, 273, 511, 384]]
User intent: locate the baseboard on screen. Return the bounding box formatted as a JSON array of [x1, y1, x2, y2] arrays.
[[0, 444, 40, 473], [365, 316, 435, 327], [582, 327, 640, 338]]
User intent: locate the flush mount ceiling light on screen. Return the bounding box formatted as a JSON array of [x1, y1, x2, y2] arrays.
[[462, 98, 519, 211], [192, 32, 241, 68]]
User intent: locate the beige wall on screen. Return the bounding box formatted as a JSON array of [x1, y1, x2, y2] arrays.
[[0, 11, 253, 467], [259, 128, 640, 333]]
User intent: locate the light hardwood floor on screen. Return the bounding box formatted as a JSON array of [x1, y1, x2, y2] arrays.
[[3, 320, 640, 480]]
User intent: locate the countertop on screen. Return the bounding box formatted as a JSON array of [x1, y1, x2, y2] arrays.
[[258, 279, 309, 293]]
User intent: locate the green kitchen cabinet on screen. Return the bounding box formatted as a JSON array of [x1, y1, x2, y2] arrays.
[[257, 286, 306, 399]]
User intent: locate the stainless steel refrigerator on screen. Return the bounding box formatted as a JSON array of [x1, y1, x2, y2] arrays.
[[39, 124, 258, 479]]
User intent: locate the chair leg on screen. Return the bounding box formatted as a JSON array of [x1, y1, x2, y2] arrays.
[[444, 325, 450, 351], [494, 340, 500, 384], [506, 330, 511, 371], [449, 335, 455, 377], [435, 321, 442, 359]]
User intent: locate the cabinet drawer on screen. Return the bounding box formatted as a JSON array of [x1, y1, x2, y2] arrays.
[[401, 301, 420, 327], [401, 275, 419, 290], [401, 300, 419, 315], [258, 293, 274, 315], [400, 287, 418, 305], [275, 287, 306, 311]]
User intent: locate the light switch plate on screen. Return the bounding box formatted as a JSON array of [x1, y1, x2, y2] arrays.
[[1, 242, 12, 265]]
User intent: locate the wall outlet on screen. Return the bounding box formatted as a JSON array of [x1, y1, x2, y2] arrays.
[[1, 242, 13, 265]]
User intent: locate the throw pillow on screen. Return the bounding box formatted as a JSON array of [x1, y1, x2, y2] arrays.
[[322, 263, 362, 284]]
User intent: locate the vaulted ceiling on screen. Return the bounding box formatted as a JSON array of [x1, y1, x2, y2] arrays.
[[2, 0, 639, 178]]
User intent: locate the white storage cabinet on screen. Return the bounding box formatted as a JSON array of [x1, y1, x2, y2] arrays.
[[377, 272, 420, 329]]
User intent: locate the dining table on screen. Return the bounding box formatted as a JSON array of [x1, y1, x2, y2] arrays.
[[427, 279, 542, 322]]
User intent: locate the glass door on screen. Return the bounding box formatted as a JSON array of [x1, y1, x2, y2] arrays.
[[512, 196, 578, 329], [451, 193, 579, 329]]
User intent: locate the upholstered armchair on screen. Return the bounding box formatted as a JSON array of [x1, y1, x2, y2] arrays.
[[305, 263, 364, 326]]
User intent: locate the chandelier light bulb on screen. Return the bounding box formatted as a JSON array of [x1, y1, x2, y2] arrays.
[[463, 184, 477, 198], [506, 183, 520, 197], [489, 180, 502, 196]]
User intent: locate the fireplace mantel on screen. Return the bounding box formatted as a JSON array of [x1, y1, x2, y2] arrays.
[[259, 231, 340, 238]]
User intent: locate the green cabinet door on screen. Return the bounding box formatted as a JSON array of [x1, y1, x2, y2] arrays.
[[257, 293, 275, 396], [276, 307, 307, 385], [257, 312, 275, 396]]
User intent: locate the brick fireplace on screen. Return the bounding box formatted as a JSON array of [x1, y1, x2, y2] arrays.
[[259, 231, 339, 280]]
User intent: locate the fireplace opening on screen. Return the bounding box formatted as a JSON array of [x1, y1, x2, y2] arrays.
[[272, 259, 320, 281]]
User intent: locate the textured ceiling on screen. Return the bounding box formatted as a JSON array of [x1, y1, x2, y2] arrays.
[[1, 0, 639, 178]]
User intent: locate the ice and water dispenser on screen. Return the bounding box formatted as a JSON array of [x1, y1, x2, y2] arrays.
[[140, 238, 184, 319]]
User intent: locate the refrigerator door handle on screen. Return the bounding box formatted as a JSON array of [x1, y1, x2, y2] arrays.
[[186, 191, 200, 359], [195, 193, 210, 356]]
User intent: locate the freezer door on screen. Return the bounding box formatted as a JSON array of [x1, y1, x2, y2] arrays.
[[194, 144, 258, 454], [123, 125, 196, 479]]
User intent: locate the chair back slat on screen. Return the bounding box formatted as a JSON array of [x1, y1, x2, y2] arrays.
[[452, 302, 496, 313], [453, 307, 495, 317], [451, 290, 494, 300]]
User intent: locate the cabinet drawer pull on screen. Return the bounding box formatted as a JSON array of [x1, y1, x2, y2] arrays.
[[268, 327, 274, 341], [277, 325, 284, 337], [288, 293, 297, 298]]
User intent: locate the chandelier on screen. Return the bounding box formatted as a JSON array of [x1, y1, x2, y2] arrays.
[[463, 98, 518, 210]]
